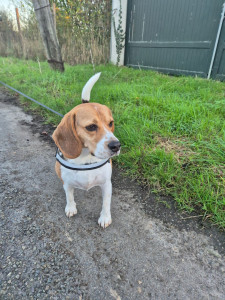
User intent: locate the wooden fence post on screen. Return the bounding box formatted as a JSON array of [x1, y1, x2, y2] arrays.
[[15, 8, 25, 58], [52, 3, 56, 33], [32, 0, 64, 72]]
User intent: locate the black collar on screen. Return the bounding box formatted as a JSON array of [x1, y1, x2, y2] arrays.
[[55, 149, 110, 171]]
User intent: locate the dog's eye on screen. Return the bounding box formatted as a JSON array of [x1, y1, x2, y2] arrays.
[[86, 124, 98, 132], [109, 121, 114, 128]]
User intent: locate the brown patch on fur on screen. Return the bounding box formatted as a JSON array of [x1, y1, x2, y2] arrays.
[[52, 103, 114, 159], [74, 103, 114, 154], [55, 161, 63, 183], [52, 107, 83, 159]]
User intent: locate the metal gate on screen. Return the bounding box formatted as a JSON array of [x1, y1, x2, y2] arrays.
[[125, 0, 225, 79]]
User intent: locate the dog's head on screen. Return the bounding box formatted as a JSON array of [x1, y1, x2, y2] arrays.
[[52, 73, 120, 159]]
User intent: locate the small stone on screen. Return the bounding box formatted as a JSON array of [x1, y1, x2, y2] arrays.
[[208, 249, 221, 258]]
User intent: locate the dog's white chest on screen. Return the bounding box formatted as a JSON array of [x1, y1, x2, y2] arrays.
[[61, 162, 111, 190]]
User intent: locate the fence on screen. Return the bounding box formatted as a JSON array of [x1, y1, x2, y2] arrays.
[[0, 0, 112, 65], [125, 0, 225, 79]]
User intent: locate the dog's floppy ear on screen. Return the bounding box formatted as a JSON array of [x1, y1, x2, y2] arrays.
[[52, 111, 82, 159]]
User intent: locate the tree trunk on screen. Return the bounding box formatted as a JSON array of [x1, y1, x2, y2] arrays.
[[32, 0, 64, 72]]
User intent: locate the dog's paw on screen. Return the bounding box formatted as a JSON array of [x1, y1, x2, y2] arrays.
[[65, 204, 77, 218], [98, 213, 112, 228]]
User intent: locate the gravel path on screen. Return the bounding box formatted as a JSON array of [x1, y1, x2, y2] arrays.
[[0, 90, 224, 299]]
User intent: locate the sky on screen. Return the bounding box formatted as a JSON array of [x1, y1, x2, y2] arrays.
[[0, 0, 32, 27], [0, 0, 15, 10]]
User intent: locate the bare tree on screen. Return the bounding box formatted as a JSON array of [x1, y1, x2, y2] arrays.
[[32, 0, 64, 72]]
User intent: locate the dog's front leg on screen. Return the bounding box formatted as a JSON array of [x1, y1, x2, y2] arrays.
[[63, 183, 77, 217], [98, 181, 112, 228]]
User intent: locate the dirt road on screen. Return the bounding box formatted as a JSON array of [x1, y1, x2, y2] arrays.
[[0, 90, 224, 299]]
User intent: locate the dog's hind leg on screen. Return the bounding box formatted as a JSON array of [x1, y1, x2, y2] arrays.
[[98, 181, 112, 228], [63, 183, 77, 217]]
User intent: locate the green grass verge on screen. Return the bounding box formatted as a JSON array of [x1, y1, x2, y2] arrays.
[[1, 57, 225, 228]]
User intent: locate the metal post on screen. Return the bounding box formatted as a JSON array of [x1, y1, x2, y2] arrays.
[[207, 3, 225, 79]]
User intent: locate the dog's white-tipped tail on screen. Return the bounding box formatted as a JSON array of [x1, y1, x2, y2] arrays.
[[81, 72, 101, 103]]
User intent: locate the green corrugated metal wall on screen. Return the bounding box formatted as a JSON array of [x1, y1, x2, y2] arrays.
[[125, 0, 225, 79]]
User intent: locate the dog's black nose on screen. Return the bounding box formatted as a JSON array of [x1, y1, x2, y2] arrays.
[[108, 141, 121, 152]]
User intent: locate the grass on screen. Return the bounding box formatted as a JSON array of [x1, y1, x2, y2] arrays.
[[1, 57, 225, 228]]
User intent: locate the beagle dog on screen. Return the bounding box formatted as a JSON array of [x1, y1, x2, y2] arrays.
[[52, 73, 120, 228]]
